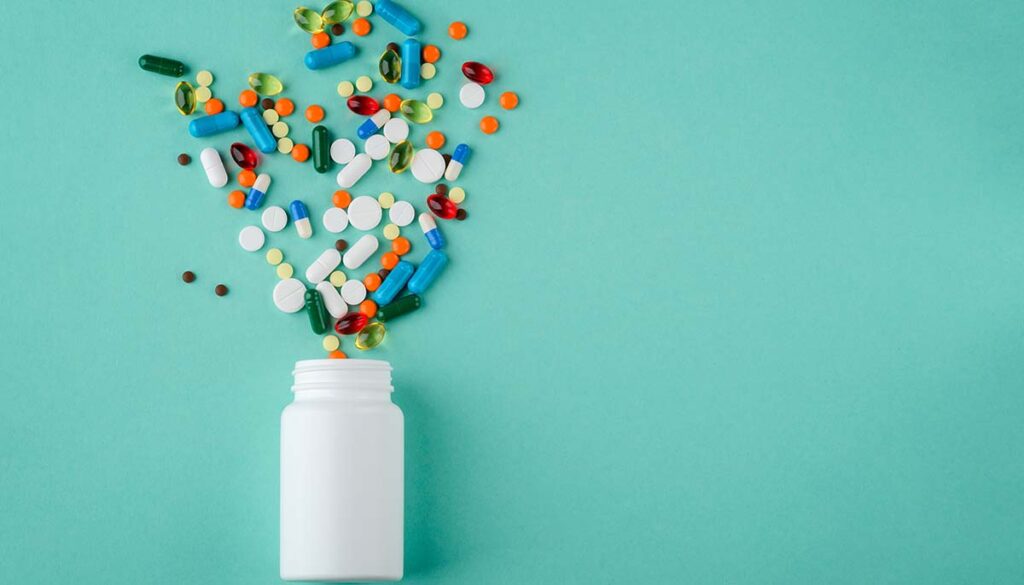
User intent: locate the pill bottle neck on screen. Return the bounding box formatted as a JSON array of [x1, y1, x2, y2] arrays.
[[292, 359, 393, 401]]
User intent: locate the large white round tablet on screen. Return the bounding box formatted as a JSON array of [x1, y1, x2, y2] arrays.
[[411, 149, 446, 183], [365, 134, 390, 160], [238, 226, 265, 252], [330, 138, 356, 164], [388, 201, 415, 227], [347, 195, 383, 230], [261, 206, 288, 232], [322, 207, 349, 233], [340, 279, 367, 305], [273, 278, 307, 313], [382, 118, 409, 143], [459, 82, 485, 109]]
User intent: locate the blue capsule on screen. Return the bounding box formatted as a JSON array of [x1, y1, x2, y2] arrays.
[[240, 107, 276, 153], [400, 39, 421, 90], [304, 41, 357, 70], [357, 110, 391, 139], [375, 0, 422, 36], [418, 213, 445, 250], [444, 143, 471, 181], [371, 261, 415, 305], [188, 111, 239, 137], [407, 249, 447, 295], [245, 174, 271, 210], [290, 200, 313, 239]]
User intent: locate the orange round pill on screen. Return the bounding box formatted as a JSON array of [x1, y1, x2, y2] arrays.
[[305, 104, 325, 123], [239, 89, 258, 107], [425, 131, 445, 149], [363, 273, 382, 292], [227, 190, 245, 208], [204, 98, 225, 115], [391, 236, 411, 255], [380, 252, 399, 269], [274, 98, 295, 116], [311, 32, 330, 48], [333, 190, 352, 208], [500, 91, 519, 110], [359, 300, 378, 318], [383, 93, 402, 113], [480, 116, 500, 134], [422, 44, 441, 63], [291, 144, 310, 162], [352, 17, 371, 36], [448, 21, 467, 40], [328, 350, 348, 359], [237, 169, 257, 188]]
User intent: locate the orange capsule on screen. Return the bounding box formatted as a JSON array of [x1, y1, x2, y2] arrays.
[[204, 98, 225, 115], [359, 300, 377, 317], [480, 115, 499, 134], [425, 131, 445, 149], [448, 21, 467, 40], [328, 350, 348, 359], [333, 190, 352, 208], [422, 44, 441, 63], [274, 98, 295, 116], [227, 190, 245, 208], [237, 169, 257, 188], [305, 104, 325, 123], [380, 252, 399, 269], [291, 144, 310, 162], [363, 273, 382, 292], [499, 91, 519, 110], [382, 93, 402, 113], [391, 236, 411, 255], [352, 17, 371, 36], [239, 89, 258, 107], [311, 32, 330, 48]]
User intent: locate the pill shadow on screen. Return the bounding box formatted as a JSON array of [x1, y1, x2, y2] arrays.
[[400, 387, 450, 577]]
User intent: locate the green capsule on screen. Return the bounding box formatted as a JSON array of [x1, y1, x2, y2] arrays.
[[312, 125, 331, 174], [388, 140, 414, 173], [355, 322, 386, 350], [378, 48, 402, 83], [377, 294, 421, 322], [305, 290, 332, 335], [321, 0, 353, 24], [399, 99, 433, 124], [293, 6, 324, 32], [248, 72, 283, 96], [174, 81, 196, 115], [139, 54, 185, 77]]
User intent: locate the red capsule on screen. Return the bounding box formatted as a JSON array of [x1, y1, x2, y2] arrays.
[[347, 95, 380, 115], [427, 194, 458, 219], [335, 311, 368, 335], [461, 61, 494, 85], [229, 142, 259, 169]]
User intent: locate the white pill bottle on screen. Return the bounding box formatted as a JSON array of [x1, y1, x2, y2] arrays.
[[281, 359, 404, 582]]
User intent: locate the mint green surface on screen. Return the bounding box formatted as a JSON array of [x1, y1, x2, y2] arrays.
[[2, 1, 1023, 583]]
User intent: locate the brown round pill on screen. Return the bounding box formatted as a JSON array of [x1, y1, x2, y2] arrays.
[[331, 23, 344, 35], [387, 42, 400, 53], [455, 209, 468, 221], [334, 239, 348, 251], [182, 270, 196, 283], [435, 183, 447, 196], [378, 268, 390, 280], [177, 153, 191, 165], [442, 154, 452, 165], [261, 98, 275, 110], [215, 284, 228, 296]]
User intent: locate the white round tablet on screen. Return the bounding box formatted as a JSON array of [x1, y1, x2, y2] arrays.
[[459, 82, 485, 109], [347, 195, 383, 231], [322, 207, 349, 233], [411, 149, 446, 183], [340, 279, 367, 305], [382, 118, 409, 143], [261, 206, 288, 232], [330, 138, 356, 164], [388, 201, 415, 227], [273, 278, 307, 313], [238, 225, 265, 252], [365, 134, 390, 161]]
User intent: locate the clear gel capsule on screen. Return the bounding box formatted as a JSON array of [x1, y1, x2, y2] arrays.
[[389, 140, 413, 173], [174, 81, 196, 115], [248, 72, 283, 96], [294, 7, 325, 32], [355, 322, 386, 350], [321, 0, 353, 23], [399, 99, 432, 124]]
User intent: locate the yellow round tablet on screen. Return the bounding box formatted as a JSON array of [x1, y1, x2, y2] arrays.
[[196, 70, 214, 87], [426, 92, 444, 109], [337, 80, 354, 97], [420, 63, 436, 80], [276, 262, 294, 279], [356, 0, 373, 16], [322, 335, 341, 352], [329, 270, 347, 287], [194, 86, 212, 103], [448, 187, 466, 204], [355, 75, 373, 92], [272, 121, 290, 138], [277, 137, 294, 154], [265, 247, 283, 265], [382, 223, 400, 240], [262, 108, 280, 124], [377, 192, 395, 209]]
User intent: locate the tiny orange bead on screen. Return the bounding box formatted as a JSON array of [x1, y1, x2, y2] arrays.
[[448, 21, 467, 40], [291, 144, 311, 162], [239, 89, 258, 107], [383, 93, 402, 113], [499, 91, 519, 110], [380, 252, 399, 269], [305, 104, 325, 123], [227, 190, 245, 208], [363, 273, 382, 292], [391, 236, 411, 255], [421, 44, 441, 63], [333, 190, 352, 208], [311, 32, 330, 48], [480, 115, 500, 134], [204, 98, 225, 115], [425, 131, 445, 149], [328, 350, 348, 359], [237, 169, 257, 188], [352, 17, 371, 36], [359, 300, 377, 317], [274, 98, 295, 116]]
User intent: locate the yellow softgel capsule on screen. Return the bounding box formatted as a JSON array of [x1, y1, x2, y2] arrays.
[[196, 70, 214, 87], [272, 121, 290, 138], [382, 223, 400, 240], [329, 270, 347, 287], [426, 92, 444, 109], [420, 63, 436, 80], [263, 109, 280, 124], [378, 192, 395, 208], [194, 86, 212, 103], [448, 186, 466, 204], [355, 75, 373, 92], [355, 0, 373, 16], [355, 321, 386, 350], [337, 80, 355, 97], [277, 262, 294, 279], [323, 335, 341, 352], [248, 72, 283, 96], [266, 248, 283, 265], [277, 137, 295, 154]]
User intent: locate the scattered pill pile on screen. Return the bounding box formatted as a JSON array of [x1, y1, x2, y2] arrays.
[[140, 0, 519, 357]]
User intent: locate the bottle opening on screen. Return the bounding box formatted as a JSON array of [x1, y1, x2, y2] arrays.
[[292, 359, 393, 393]]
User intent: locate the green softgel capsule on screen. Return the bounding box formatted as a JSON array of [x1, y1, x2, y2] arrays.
[[294, 6, 324, 33], [174, 81, 196, 115], [312, 125, 331, 174], [399, 99, 432, 124], [138, 54, 185, 77], [355, 322, 386, 350], [377, 294, 421, 322], [305, 290, 331, 334], [248, 73, 283, 96], [389, 140, 413, 173], [379, 48, 401, 84], [321, 0, 353, 24]]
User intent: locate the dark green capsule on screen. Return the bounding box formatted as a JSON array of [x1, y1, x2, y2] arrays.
[[388, 140, 413, 173], [305, 290, 332, 334], [312, 125, 331, 174], [377, 294, 421, 322], [174, 81, 196, 115], [378, 48, 402, 83], [139, 54, 185, 77]]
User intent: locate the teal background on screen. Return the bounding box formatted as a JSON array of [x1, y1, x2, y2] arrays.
[[2, 0, 1023, 582]]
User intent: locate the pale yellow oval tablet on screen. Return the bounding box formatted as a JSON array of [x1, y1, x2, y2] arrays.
[[277, 262, 294, 279], [382, 223, 400, 240], [377, 192, 395, 209], [266, 247, 283, 265], [448, 186, 466, 204], [355, 75, 373, 92], [323, 335, 341, 351], [277, 137, 294, 154], [426, 92, 444, 109], [329, 270, 347, 287], [356, 0, 373, 16], [194, 86, 212, 103], [420, 63, 436, 80], [263, 108, 280, 124], [196, 70, 214, 87], [337, 80, 355, 97], [272, 121, 290, 138]]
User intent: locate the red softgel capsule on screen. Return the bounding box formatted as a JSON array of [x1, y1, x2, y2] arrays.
[[229, 142, 258, 169], [427, 194, 458, 219], [347, 95, 380, 116], [335, 312, 368, 335], [461, 61, 494, 85]]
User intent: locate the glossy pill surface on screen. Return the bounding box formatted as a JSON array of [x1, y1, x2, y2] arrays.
[[379, 47, 402, 83], [376, 294, 421, 321], [374, 0, 422, 36], [245, 173, 271, 209], [247, 72, 283, 96], [230, 143, 258, 169], [407, 249, 448, 295], [371, 260, 415, 305], [322, 0, 354, 23], [461, 61, 494, 84], [399, 99, 432, 124], [312, 125, 331, 173], [389, 140, 413, 173], [335, 311, 368, 335], [294, 7, 325, 33], [347, 95, 380, 115], [305, 289, 332, 334], [241, 107, 277, 153], [305, 41, 357, 70], [419, 212, 445, 249], [188, 111, 240, 137], [400, 38, 421, 90], [354, 322, 386, 350], [139, 54, 185, 77], [174, 82, 196, 115]]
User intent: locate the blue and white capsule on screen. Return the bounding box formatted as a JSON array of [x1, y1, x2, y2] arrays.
[[188, 111, 239, 137], [400, 38, 421, 90], [244, 173, 271, 210], [371, 261, 415, 305], [241, 107, 276, 153], [357, 110, 391, 139], [407, 249, 448, 295], [290, 200, 313, 239], [375, 0, 422, 36], [444, 144, 471, 181], [304, 41, 357, 70], [419, 213, 445, 250]]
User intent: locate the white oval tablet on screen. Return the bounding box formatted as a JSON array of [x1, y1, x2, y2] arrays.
[[238, 225, 265, 252], [365, 134, 390, 161], [273, 278, 306, 313], [261, 206, 288, 232], [336, 153, 372, 188], [330, 138, 356, 164], [411, 149, 446, 183], [343, 234, 379, 269], [305, 248, 342, 284], [382, 118, 409, 143], [340, 279, 367, 305], [348, 195, 383, 230], [200, 147, 228, 187], [316, 281, 347, 318], [388, 201, 415, 227], [459, 82, 485, 109], [322, 207, 349, 233]]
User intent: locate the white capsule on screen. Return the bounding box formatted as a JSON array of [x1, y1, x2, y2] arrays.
[[411, 148, 446, 183], [340, 279, 367, 305], [316, 281, 347, 318], [382, 118, 409, 143], [273, 278, 307, 313], [336, 153, 372, 188], [343, 234, 379, 270], [444, 160, 463, 182], [200, 147, 228, 187], [305, 248, 342, 284], [295, 218, 313, 239]]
